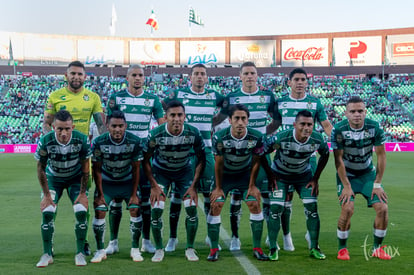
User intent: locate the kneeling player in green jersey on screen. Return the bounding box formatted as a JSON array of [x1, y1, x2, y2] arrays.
[[273, 68, 333, 251], [143, 100, 206, 263], [35, 110, 91, 267], [90, 110, 145, 263], [264, 110, 329, 261], [332, 96, 391, 261], [207, 104, 269, 262]]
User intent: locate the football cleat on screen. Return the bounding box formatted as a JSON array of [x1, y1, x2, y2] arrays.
[[207, 248, 219, 261], [131, 248, 144, 262], [151, 249, 165, 262], [90, 249, 107, 263], [372, 246, 392, 260], [268, 248, 279, 261], [141, 239, 156, 253], [36, 254, 53, 268], [229, 237, 241, 251], [185, 248, 199, 261], [165, 238, 178, 252], [283, 233, 295, 251], [253, 248, 269, 261], [75, 252, 87, 266], [310, 248, 326, 260], [105, 239, 119, 255], [337, 248, 350, 260]]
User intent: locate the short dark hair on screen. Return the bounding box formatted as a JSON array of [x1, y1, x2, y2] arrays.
[[68, 60, 85, 70], [54, 110, 73, 122], [107, 110, 126, 123], [166, 100, 185, 113], [289, 68, 307, 80], [191, 64, 207, 74], [240, 61, 256, 73], [295, 110, 313, 121], [127, 64, 144, 75], [347, 96, 364, 105], [229, 104, 250, 118]]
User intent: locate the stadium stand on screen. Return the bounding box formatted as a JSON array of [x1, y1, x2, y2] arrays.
[[0, 73, 413, 144]]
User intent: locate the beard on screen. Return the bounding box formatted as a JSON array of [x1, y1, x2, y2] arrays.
[[68, 80, 84, 90]]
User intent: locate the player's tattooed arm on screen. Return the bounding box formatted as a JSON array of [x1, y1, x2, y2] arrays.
[[37, 161, 55, 210], [93, 112, 107, 134], [42, 112, 54, 135]]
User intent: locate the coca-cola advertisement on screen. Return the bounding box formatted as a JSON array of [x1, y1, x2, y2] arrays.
[[281, 38, 329, 67]]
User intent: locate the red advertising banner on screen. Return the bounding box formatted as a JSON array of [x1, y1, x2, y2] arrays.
[[392, 42, 414, 57]]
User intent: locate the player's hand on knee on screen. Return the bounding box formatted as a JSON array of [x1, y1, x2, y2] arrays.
[[306, 179, 319, 196], [74, 193, 89, 209], [150, 185, 165, 206], [184, 187, 198, 206], [93, 195, 107, 209], [210, 188, 224, 203], [372, 187, 388, 203], [339, 186, 354, 205], [40, 195, 56, 211], [128, 194, 140, 207], [247, 185, 261, 202]]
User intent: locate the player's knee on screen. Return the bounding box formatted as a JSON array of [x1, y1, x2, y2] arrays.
[[304, 202, 319, 219], [270, 204, 284, 219], [246, 200, 261, 213], [73, 203, 87, 213], [129, 207, 140, 217], [210, 201, 224, 215], [42, 205, 57, 214], [373, 202, 388, 216], [341, 203, 354, 216], [109, 201, 123, 214]]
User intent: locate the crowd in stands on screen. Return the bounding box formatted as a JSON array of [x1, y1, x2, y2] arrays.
[[1, 72, 413, 145]]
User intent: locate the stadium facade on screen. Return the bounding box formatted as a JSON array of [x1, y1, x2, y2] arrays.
[[1, 27, 414, 76]]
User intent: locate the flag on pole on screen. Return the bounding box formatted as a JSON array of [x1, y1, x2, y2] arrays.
[[8, 38, 15, 66], [146, 10, 159, 30], [189, 7, 204, 26], [109, 4, 117, 36]]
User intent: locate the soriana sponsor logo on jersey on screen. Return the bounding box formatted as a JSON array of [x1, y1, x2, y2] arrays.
[[392, 42, 414, 57], [333, 36, 381, 66], [281, 39, 329, 66]]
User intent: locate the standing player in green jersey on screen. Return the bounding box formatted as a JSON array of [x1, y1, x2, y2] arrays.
[[332, 96, 391, 261], [35, 110, 91, 267], [207, 104, 269, 261], [143, 100, 206, 263], [162, 64, 225, 252], [213, 61, 278, 251], [43, 60, 106, 256], [90, 110, 145, 263], [105, 65, 164, 255], [264, 110, 329, 261], [272, 68, 333, 251]]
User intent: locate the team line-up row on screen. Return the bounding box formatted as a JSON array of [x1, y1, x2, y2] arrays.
[[34, 61, 391, 267]]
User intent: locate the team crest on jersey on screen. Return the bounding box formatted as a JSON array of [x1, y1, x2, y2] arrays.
[[364, 129, 371, 138], [145, 98, 150, 106], [206, 93, 212, 99], [259, 95, 265, 103], [60, 95, 66, 100], [310, 143, 316, 151], [307, 101, 312, 109], [108, 99, 115, 109], [247, 140, 256, 149], [222, 100, 228, 108], [94, 149, 102, 157], [169, 91, 175, 99], [149, 140, 156, 148], [83, 94, 90, 101], [216, 142, 223, 152], [72, 144, 81, 152], [39, 149, 48, 157], [336, 134, 343, 144]]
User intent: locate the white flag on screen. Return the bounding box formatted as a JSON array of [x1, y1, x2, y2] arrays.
[[109, 4, 117, 36]]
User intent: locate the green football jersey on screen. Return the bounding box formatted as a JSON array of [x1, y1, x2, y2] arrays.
[[221, 88, 277, 135], [144, 123, 205, 172], [212, 126, 265, 174], [107, 90, 164, 139], [34, 130, 91, 178], [331, 118, 385, 177], [164, 87, 224, 152], [92, 131, 143, 182], [266, 129, 329, 178], [275, 94, 328, 131]]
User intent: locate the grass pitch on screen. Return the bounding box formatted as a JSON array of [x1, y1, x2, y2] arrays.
[[0, 152, 412, 274]]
